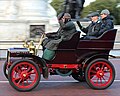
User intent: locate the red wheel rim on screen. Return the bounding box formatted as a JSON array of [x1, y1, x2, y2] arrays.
[[88, 61, 113, 87], [11, 62, 39, 89]]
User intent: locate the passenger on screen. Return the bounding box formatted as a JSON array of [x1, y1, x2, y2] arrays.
[[98, 9, 114, 36], [42, 13, 76, 50], [77, 12, 102, 39]]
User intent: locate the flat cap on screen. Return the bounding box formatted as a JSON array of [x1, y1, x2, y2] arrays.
[[101, 9, 110, 15], [87, 12, 99, 17]]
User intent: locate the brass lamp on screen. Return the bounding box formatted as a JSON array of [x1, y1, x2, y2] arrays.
[[23, 40, 29, 48], [28, 40, 36, 55]]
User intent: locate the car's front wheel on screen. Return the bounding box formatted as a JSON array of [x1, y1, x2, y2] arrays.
[[8, 59, 40, 92]]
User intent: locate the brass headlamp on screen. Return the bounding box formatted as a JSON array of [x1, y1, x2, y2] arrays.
[[28, 41, 36, 55], [23, 40, 29, 48], [23, 34, 46, 55], [23, 40, 36, 55]]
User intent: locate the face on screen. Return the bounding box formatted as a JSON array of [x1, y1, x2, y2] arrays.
[[90, 16, 98, 22], [62, 16, 70, 23], [100, 14, 107, 19], [62, 16, 65, 22]]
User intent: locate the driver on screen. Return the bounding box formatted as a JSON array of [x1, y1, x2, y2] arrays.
[[42, 13, 76, 60], [42, 13, 76, 50]]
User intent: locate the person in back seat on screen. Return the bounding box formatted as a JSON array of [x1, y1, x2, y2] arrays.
[[77, 12, 102, 39], [98, 9, 114, 36]]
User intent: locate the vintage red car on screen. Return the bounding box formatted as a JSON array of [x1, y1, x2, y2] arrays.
[[3, 29, 117, 91]]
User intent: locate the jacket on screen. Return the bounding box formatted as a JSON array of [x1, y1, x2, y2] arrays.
[[44, 20, 76, 50], [98, 15, 114, 36], [81, 20, 102, 37]]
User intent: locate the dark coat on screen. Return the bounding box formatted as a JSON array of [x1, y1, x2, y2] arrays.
[[98, 15, 114, 36], [43, 20, 76, 50], [80, 20, 102, 39]]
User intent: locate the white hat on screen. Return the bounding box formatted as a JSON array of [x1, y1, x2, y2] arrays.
[[101, 9, 110, 15]]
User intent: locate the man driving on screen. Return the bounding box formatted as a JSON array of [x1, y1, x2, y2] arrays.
[[42, 13, 76, 50], [42, 13, 76, 60]]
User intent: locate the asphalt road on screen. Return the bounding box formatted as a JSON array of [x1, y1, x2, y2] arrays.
[[0, 59, 120, 96]]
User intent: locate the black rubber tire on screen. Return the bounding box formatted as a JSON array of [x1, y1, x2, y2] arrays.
[[8, 59, 40, 92], [85, 58, 115, 90], [3, 60, 8, 79], [72, 73, 85, 82]]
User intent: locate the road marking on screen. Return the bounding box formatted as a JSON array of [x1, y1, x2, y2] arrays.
[[0, 81, 9, 83], [114, 80, 120, 82], [0, 81, 78, 83], [0, 80, 120, 83]]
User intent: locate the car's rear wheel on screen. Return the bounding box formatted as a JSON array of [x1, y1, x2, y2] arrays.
[[85, 58, 115, 90]]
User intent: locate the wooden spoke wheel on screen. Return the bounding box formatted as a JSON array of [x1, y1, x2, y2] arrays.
[[8, 60, 40, 92], [85, 58, 115, 90]]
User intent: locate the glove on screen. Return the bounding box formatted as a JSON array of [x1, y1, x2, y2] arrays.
[[76, 21, 82, 29]]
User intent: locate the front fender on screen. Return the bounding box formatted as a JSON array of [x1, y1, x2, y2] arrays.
[[27, 55, 49, 79]]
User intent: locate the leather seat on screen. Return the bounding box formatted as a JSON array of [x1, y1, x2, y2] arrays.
[[58, 32, 80, 49]]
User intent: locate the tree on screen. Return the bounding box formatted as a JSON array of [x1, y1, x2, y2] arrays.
[[51, 0, 64, 15], [51, 0, 120, 24], [81, 0, 120, 24]]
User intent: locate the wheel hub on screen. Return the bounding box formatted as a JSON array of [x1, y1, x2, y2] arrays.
[[97, 70, 104, 78], [20, 71, 28, 78], [23, 73, 27, 77]]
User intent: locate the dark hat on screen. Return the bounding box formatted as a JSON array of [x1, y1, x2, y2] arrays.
[[63, 13, 71, 19], [57, 12, 64, 20], [87, 12, 99, 17]]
